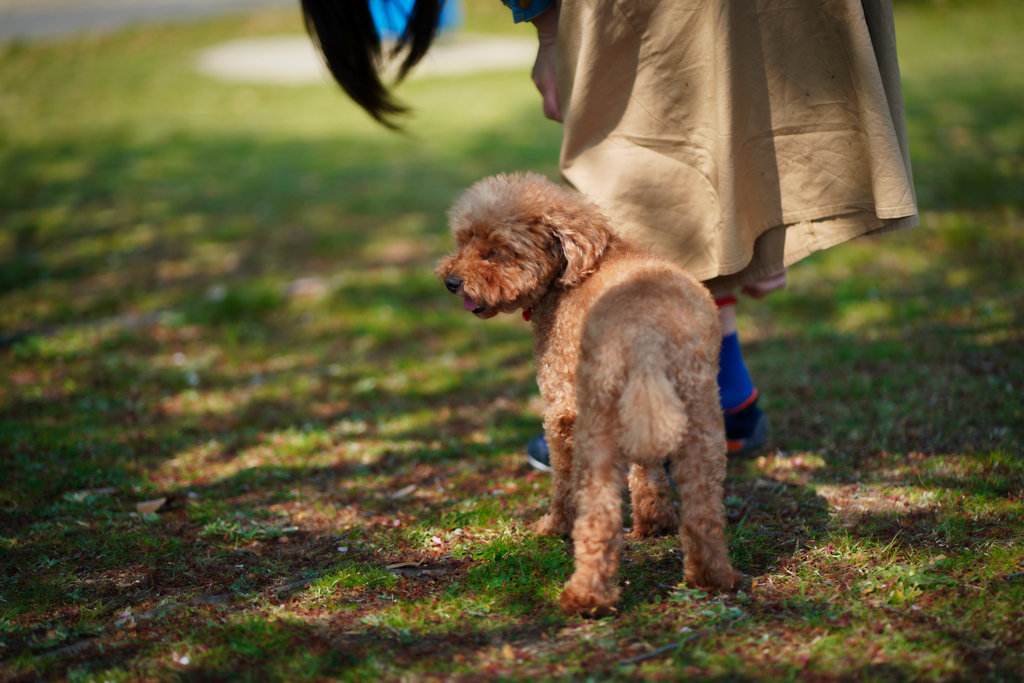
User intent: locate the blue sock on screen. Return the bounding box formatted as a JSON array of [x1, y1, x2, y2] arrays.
[[718, 333, 755, 413]]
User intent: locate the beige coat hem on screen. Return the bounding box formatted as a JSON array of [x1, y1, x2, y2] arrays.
[[702, 212, 920, 296], [555, 0, 919, 287]]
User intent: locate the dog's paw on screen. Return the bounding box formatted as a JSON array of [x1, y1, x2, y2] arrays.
[[629, 516, 678, 538], [559, 581, 619, 617], [531, 514, 570, 537], [685, 566, 746, 593]]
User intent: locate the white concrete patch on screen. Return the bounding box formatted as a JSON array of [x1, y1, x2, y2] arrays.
[[196, 33, 537, 86], [0, 0, 293, 41], [197, 36, 328, 85]]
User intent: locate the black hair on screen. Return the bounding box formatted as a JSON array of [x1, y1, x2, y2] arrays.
[[300, 0, 444, 129]]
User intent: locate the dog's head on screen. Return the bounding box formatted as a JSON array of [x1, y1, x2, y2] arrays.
[[435, 172, 611, 319]]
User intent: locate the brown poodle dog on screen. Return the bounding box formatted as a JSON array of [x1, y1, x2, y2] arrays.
[[437, 173, 742, 616]]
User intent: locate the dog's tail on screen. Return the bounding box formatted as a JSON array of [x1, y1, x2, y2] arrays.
[[619, 359, 687, 461]]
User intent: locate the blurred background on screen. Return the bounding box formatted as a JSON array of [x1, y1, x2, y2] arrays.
[[0, 1, 1021, 678], [0, 0, 1021, 482]]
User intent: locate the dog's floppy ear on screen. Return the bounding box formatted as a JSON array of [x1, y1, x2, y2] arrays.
[[550, 211, 611, 288]]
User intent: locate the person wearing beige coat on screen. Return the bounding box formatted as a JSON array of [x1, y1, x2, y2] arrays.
[[518, 0, 918, 460]]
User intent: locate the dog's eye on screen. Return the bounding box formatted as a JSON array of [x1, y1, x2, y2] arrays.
[[482, 251, 499, 261]]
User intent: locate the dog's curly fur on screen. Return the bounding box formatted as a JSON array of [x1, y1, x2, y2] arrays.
[[437, 173, 742, 616]]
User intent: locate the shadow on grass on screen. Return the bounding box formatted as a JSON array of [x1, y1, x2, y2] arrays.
[[749, 331, 1021, 460], [4, 278, 1019, 499], [841, 507, 1020, 553], [0, 116, 562, 323], [44, 588, 1020, 682], [2, 276, 1020, 634]]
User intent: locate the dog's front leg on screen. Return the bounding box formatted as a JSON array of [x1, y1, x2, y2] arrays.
[[532, 414, 576, 537]]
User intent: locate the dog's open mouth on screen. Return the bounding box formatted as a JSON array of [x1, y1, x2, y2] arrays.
[[462, 296, 487, 315]]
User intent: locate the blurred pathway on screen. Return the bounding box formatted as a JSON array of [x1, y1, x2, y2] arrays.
[[0, 0, 295, 42], [198, 33, 536, 85]]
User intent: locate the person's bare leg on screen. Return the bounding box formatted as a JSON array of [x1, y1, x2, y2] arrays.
[[718, 296, 738, 336]]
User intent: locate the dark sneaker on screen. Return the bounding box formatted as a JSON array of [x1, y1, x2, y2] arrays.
[[725, 398, 768, 454], [526, 434, 553, 472]]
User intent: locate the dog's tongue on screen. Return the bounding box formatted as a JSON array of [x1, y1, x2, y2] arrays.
[[463, 297, 477, 312]]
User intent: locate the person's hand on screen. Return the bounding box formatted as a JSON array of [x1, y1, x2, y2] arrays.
[[741, 268, 787, 299], [531, 6, 562, 122]]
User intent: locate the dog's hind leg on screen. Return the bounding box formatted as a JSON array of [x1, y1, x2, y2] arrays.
[[669, 421, 742, 592], [628, 461, 678, 537], [559, 415, 627, 616]]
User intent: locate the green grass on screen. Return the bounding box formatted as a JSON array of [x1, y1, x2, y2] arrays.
[[1, 0, 1022, 681]]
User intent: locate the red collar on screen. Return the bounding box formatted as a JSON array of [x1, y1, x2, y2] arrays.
[[522, 308, 533, 322]]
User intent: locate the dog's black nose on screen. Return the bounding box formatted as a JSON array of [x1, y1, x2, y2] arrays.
[[444, 274, 462, 293]]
